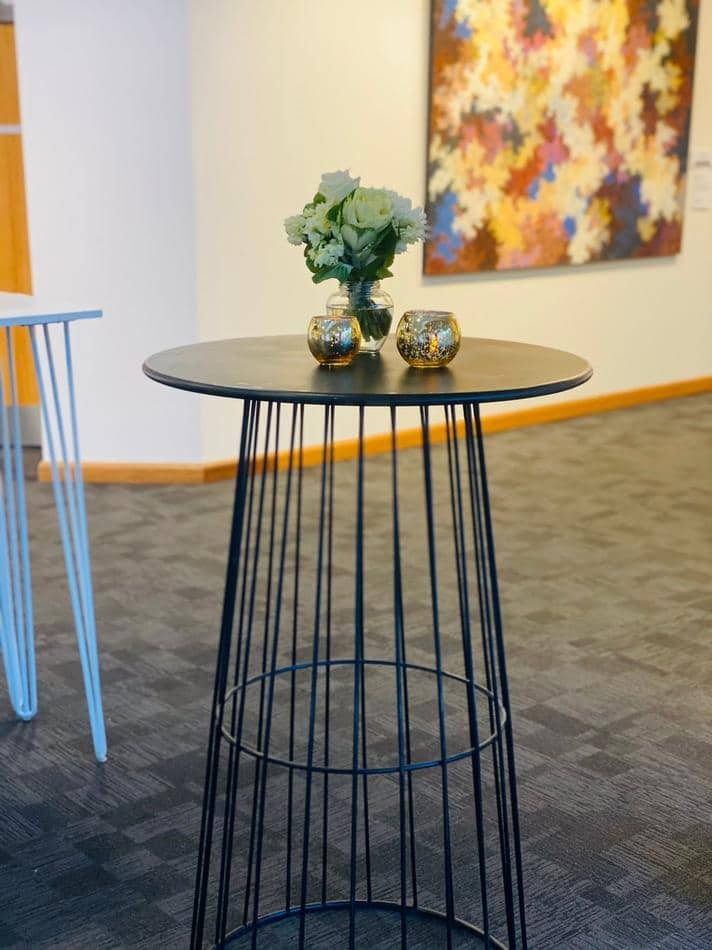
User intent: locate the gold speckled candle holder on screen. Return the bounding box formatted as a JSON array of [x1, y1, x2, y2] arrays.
[[307, 315, 362, 367], [396, 310, 461, 368]]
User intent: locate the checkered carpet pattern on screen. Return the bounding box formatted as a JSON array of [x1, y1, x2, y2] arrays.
[[0, 394, 710, 948]]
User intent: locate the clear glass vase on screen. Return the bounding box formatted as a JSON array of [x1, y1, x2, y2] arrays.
[[326, 280, 394, 354]]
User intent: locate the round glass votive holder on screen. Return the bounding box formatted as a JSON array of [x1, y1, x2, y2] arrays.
[[396, 310, 461, 368], [307, 315, 362, 367]]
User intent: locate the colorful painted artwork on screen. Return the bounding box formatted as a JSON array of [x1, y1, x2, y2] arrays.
[[425, 0, 699, 274]]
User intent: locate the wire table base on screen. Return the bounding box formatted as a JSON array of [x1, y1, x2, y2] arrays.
[[191, 401, 527, 949]]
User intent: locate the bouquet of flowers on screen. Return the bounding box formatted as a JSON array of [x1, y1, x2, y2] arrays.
[[285, 171, 427, 349], [285, 170, 427, 283]]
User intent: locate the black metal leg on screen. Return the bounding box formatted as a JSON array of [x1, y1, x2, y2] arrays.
[[191, 400, 527, 950], [192, 400, 257, 950], [472, 404, 528, 949]]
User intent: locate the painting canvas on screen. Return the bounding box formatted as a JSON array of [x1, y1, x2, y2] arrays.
[[425, 0, 699, 275]]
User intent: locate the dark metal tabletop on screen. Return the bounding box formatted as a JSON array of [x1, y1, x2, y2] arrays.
[[143, 336, 592, 406]]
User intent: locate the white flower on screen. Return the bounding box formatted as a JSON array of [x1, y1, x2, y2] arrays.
[[284, 214, 306, 245], [303, 202, 332, 244], [312, 240, 345, 269], [387, 190, 413, 218], [318, 169, 360, 204], [396, 206, 427, 248], [342, 187, 394, 231]]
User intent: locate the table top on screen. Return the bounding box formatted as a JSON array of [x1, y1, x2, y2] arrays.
[[143, 336, 592, 407], [0, 294, 102, 327]]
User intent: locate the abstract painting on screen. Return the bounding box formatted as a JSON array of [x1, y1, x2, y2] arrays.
[[425, 0, 699, 274]]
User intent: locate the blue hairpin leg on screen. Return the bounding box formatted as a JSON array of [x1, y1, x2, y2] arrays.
[[29, 322, 107, 762], [0, 329, 36, 721]]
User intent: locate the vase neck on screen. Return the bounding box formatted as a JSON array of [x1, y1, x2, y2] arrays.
[[340, 280, 380, 294]]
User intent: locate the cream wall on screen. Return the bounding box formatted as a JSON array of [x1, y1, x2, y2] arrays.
[[190, 0, 712, 460], [15, 0, 204, 463], [11, 0, 711, 465]]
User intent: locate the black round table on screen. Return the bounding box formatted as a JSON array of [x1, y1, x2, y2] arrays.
[[144, 337, 592, 950]]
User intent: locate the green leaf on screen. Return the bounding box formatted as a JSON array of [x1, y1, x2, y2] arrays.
[[303, 246, 317, 274], [371, 224, 398, 257], [313, 193, 326, 204], [311, 262, 352, 284], [326, 202, 342, 223]]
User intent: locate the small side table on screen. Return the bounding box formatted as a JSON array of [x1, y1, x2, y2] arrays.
[[0, 295, 106, 762], [144, 336, 591, 949]]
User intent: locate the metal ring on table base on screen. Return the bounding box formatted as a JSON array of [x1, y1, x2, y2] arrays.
[[219, 657, 506, 773], [218, 900, 509, 948]]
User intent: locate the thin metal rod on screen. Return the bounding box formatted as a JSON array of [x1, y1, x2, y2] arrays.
[[390, 406, 409, 948], [41, 327, 88, 631], [191, 399, 256, 950], [298, 405, 333, 948], [320, 404, 336, 905], [250, 405, 298, 948], [0, 335, 28, 710], [420, 405, 455, 948], [0, 355, 26, 717], [349, 405, 365, 950], [216, 401, 273, 939], [38, 328, 95, 707], [30, 326, 105, 758], [243, 405, 282, 924], [360, 644, 373, 902], [445, 405, 490, 941], [214, 400, 261, 945], [62, 324, 105, 756], [6, 329, 35, 714], [474, 404, 528, 948], [463, 403, 516, 946], [285, 404, 305, 912]]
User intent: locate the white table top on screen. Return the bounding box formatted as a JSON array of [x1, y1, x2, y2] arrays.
[[0, 294, 102, 327]]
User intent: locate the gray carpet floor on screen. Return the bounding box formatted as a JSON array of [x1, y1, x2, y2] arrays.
[[0, 394, 711, 949]]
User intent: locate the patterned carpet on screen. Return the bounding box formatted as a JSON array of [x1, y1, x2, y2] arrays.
[[0, 394, 711, 949]]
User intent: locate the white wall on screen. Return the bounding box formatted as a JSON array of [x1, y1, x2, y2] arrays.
[[190, 0, 712, 460], [15, 0, 203, 463], [12, 0, 712, 466]]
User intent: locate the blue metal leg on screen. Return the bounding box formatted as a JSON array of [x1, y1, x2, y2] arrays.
[[0, 329, 36, 720], [30, 324, 107, 762]]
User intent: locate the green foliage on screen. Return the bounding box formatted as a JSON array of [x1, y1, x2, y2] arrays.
[[311, 262, 353, 284], [287, 174, 426, 286]]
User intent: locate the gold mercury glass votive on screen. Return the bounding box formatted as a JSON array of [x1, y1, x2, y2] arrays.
[[307, 315, 362, 366], [396, 310, 461, 368]]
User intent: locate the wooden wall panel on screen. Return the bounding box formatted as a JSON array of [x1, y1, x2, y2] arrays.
[[0, 23, 20, 124], [0, 134, 30, 291], [0, 22, 37, 405]]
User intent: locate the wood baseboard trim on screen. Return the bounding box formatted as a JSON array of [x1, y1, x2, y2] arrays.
[[36, 461, 210, 485], [37, 375, 712, 484]]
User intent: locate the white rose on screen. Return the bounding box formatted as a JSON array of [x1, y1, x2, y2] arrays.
[[284, 214, 306, 245], [318, 169, 360, 204], [342, 187, 394, 231]]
